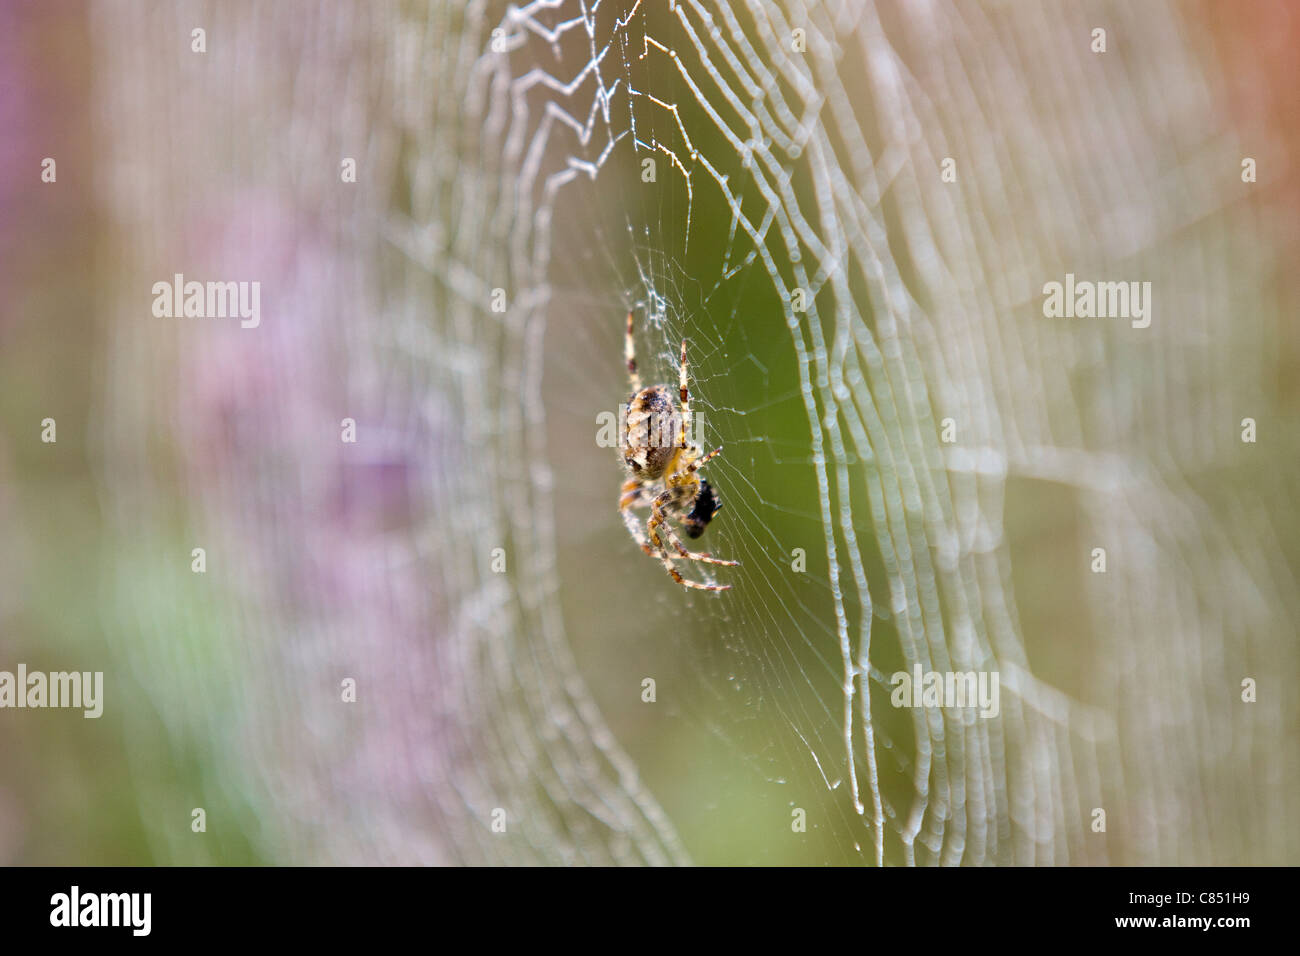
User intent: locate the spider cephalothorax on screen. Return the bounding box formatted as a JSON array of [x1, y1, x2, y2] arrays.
[[618, 310, 738, 591]]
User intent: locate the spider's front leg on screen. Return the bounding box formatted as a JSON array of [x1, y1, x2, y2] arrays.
[[682, 446, 723, 476], [658, 458, 739, 567], [660, 524, 740, 566], [657, 483, 740, 568], [622, 479, 704, 563], [647, 491, 732, 592]]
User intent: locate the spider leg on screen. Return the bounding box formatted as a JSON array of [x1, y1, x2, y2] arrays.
[[659, 465, 740, 566], [659, 519, 740, 566], [683, 446, 723, 475], [648, 491, 731, 591], [678, 338, 690, 449], [618, 477, 645, 509], [619, 478, 656, 557], [625, 310, 642, 394], [621, 479, 700, 562]]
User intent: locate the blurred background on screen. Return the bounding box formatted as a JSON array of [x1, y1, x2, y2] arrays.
[[1, 0, 1297, 865]]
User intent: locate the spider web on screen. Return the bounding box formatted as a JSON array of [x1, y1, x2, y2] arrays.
[[472, 0, 1300, 865], [89, 0, 1300, 866]]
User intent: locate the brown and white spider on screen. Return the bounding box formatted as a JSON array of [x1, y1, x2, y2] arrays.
[[618, 310, 739, 591]]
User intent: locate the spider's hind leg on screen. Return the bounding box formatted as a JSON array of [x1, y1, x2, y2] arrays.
[[677, 338, 691, 450], [625, 310, 642, 394]]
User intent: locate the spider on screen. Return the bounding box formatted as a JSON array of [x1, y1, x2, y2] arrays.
[[618, 309, 739, 591]]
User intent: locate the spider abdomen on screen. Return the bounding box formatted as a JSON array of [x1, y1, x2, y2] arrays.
[[621, 384, 680, 479]]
